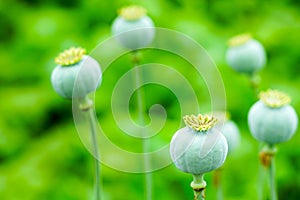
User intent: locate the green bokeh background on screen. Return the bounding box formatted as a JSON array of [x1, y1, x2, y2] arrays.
[[0, 0, 300, 199]]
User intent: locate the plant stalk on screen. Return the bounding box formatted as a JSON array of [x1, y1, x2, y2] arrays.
[[249, 73, 260, 95], [259, 144, 277, 200], [257, 142, 266, 200], [213, 168, 223, 200], [191, 174, 206, 200], [132, 51, 152, 200], [269, 155, 277, 200], [257, 162, 265, 200], [80, 97, 101, 200]]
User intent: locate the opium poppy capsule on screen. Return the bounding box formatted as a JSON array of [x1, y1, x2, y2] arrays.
[[213, 112, 240, 154], [112, 5, 155, 50], [170, 114, 228, 175], [248, 89, 298, 145], [226, 33, 266, 75], [51, 47, 102, 99]]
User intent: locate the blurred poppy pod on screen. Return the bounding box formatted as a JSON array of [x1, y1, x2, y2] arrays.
[[51, 47, 102, 99], [221, 120, 240, 153], [112, 5, 155, 50], [213, 112, 240, 154], [248, 89, 298, 145], [170, 114, 228, 175], [226, 33, 266, 74]]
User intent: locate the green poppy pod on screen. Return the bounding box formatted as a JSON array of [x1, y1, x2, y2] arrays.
[[221, 120, 240, 153], [211, 112, 241, 154], [112, 5, 155, 49], [248, 90, 298, 145], [170, 115, 228, 175], [51, 47, 102, 99], [226, 33, 266, 74]]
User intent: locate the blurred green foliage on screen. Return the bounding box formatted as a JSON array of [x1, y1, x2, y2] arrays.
[[0, 0, 300, 199]]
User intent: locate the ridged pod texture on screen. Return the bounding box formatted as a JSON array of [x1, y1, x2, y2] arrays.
[[221, 120, 240, 153], [226, 39, 266, 74], [112, 16, 155, 49], [248, 101, 298, 145], [51, 55, 102, 99], [170, 127, 228, 175]]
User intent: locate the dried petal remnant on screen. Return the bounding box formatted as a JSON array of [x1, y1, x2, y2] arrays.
[[183, 114, 217, 132]]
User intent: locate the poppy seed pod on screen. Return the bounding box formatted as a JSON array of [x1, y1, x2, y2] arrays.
[[248, 90, 298, 145], [225, 33, 266, 74], [217, 117, 240, 154], [112, 5, 155, 49], [170, 114, 228, 175], [51, 47, 102, 99], [222, 120, 240, 153], [212, 112, 240, 154]]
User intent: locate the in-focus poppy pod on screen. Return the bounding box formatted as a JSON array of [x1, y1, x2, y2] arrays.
[[51, 47, 102, 99], [248, 89, 298, 145], [170, 114, 228, 175]]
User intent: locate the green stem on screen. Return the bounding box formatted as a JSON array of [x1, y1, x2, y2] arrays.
[[269, 155, 277, 200], [217, 184, 223, 200], [257, 142, 265, 200], [191, 174, 206, 200], [257, 162, 265, 200], [259, 144, 277, 200], [213, 169, 223, 200], [132, 51, 152, 200], [80, 97, 101, 200], [249, 73, 260, 95]]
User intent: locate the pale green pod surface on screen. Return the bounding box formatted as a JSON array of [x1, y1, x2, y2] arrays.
[[221, 120, 240, 153], [112, 6, 155, 49], [226, 35, 266, 74], [170, 126, 228, 175], [51, 55, 102, 99], [112, 16, 155, 49], [248, 101, 298, 145]]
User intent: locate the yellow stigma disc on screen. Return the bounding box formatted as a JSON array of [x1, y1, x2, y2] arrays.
[[119, 5, 147, 20], [55, 47, 86, 66], [183, 114, 218, 132], [228, 33, 252, 47], [259, 89, 291, 108]]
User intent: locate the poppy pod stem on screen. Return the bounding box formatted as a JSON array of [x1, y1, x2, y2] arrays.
[[259, 145, 277, 200], [269, 156, 277, 200], [250, 73, 261, 96], [213, 168, 223, 200], [79, 96, 102, 200], [131, 51, 152, 200], [191, 174, 207, 200]]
